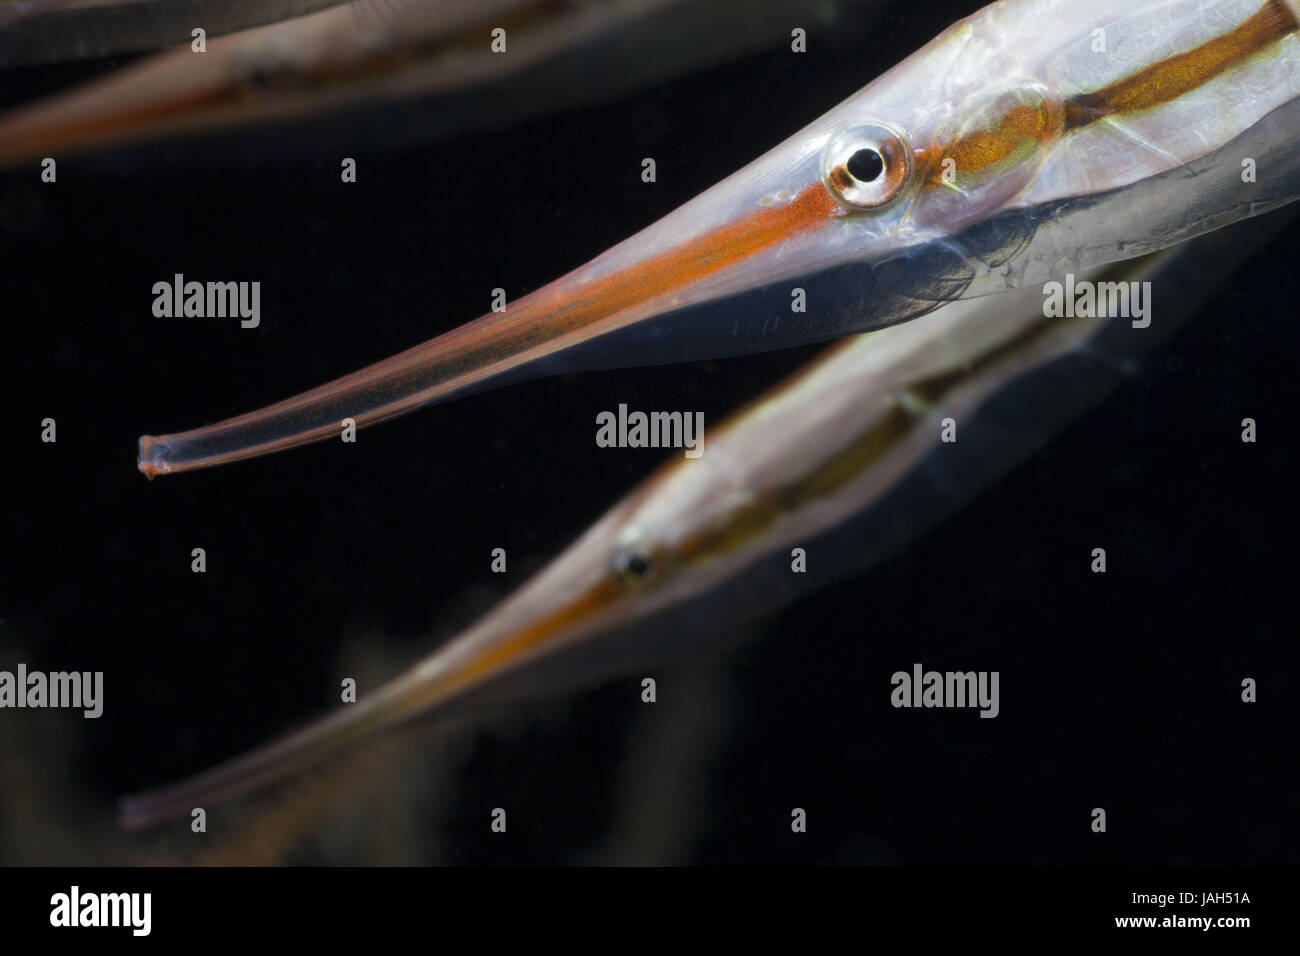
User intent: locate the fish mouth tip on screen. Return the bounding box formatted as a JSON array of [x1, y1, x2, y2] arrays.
[[137, 435, 172, 478]]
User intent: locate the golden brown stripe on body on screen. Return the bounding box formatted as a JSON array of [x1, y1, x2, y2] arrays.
[[1064, 0, 1299, 129]]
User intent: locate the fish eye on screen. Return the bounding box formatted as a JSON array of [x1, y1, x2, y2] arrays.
[[821, 123, 913, 210], [613, 545, 658, 588]]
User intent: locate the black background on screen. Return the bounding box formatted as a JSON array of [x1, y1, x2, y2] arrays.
[[1, 0, 1296, 865]]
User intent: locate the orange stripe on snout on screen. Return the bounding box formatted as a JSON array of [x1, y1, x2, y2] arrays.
[[532, 181, 838, 327], [1065, 0, 1300, 128], [448, 579, 626, 690], [133, 176, 839, 476], [429, 181, 842, 379]]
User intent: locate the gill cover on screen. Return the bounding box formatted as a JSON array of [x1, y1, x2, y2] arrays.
[[910, 81, 1064, 230]]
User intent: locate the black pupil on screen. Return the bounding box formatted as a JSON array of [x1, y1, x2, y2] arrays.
[[623, 553, 650, 578], [847, 148, 884, 183]]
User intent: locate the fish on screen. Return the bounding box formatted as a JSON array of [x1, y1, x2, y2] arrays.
[[0, 0, 354, 64], [0, 0, 879, 159], [118, 203, 1289, 829], [123, 0, 1300, 477]]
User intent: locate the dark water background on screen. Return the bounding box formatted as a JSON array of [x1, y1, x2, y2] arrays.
[[1, 0, 1296, 864]]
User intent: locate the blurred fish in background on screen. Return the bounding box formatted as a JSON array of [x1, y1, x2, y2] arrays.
[[0, 0, 886, 164], [0, 0, 353, 63]]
